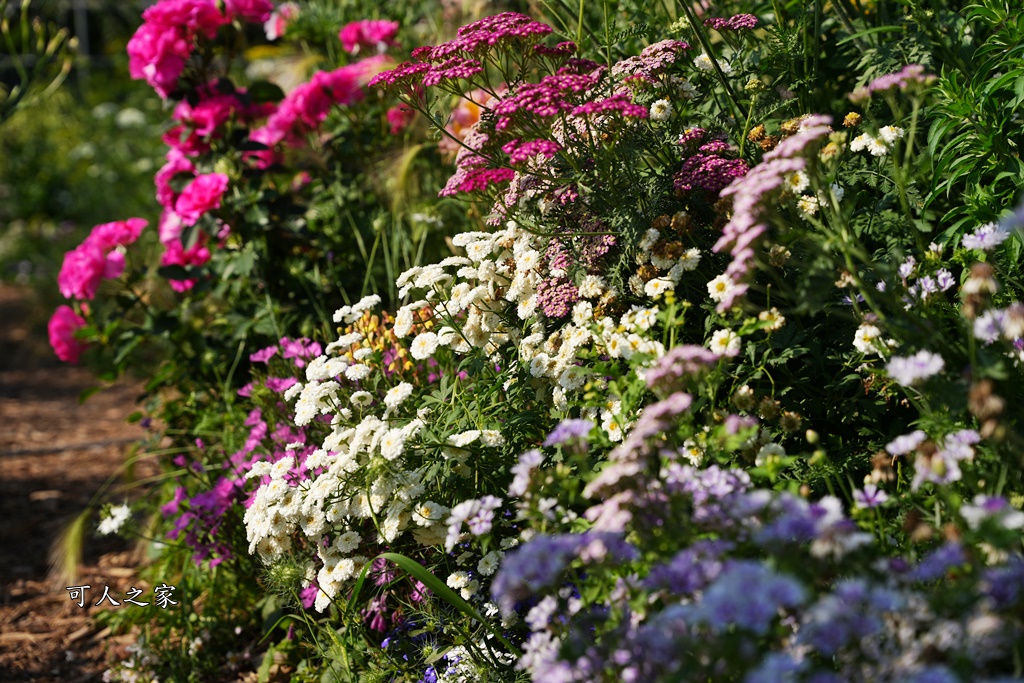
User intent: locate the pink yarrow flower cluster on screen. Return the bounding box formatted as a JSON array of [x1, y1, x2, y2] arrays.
[[673, 128, 749, 195], [339, 19, 399, 55], [712, 115, 833, 311], [704, 14, 759, 30], [611, 39, 691, 80], [127, 0, 272, 98], [849, 64, 936, 104], [370, 13, 560, 93]]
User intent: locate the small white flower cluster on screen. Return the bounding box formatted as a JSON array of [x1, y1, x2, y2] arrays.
[[850, 126, 904, 157], [391, 221, 688, 439], [631, 224, 701, 298], [694, 52, 733, 74], [98, 503, 131, 536]]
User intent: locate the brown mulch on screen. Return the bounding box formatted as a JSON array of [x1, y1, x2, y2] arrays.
[[0, 284, 153, 682]]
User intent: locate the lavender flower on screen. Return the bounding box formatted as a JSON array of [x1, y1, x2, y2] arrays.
[[693, 561, 806, 635], [974, 308, 1005, 344], [509, 448, 544, 497], [909, 542, 966, 582], [853, 484, 889, 509], [886, 429, 926, 456], [543, 418, 594, 447], [885, 350, 945, 386], [962, 221, 1010, 251]]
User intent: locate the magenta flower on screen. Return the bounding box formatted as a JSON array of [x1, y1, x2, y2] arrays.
[[224, 0, 273, 23], [58, 242, 107, 300], [48, 305, 88, 363], [86, 218, 148, 252], [175, 172, 229, 225], [264, 2, 298, 41], [126, 0, 229, 97], [338, 19, 399, 55], [161, 236, 211, 292]]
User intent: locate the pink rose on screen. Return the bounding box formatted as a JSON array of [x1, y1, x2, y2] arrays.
[[127, 23, 191, 98], [175, 172, 229, 225], [155, 151, 195, 208], [224, 0, 273, 23], [58, 242, 106, 300], [48, 305, 88, 363], [264, 2, 298, 40], [338, 20, 399, 55], [161, 236, 212, 292], [85, 218, 148, 251], [143, 0, 227, 39], [386, 104, 415, 134]]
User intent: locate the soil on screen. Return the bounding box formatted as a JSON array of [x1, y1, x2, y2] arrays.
[[0, 284, 153, 682]]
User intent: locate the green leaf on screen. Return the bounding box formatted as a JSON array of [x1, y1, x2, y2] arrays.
[[247, 80, 285, 103]]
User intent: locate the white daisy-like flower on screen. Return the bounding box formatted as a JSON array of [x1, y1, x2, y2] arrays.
[[571, 301, 593, 327], [678, 248, 701, 271], [709, 329, 741, 357], [853, 323, 883, 355], [448, 430, 481, 448], [644, 277, 675, 298], [465, 240, 494, 261], [334, 530, 361, 553], [634, 307, 658, 331], [849, 133, 872, 152], [649, 99, 673, 121], [394, 307, 415, 338], [558, 365, 588, 391], [681, 439, 704, 466], [578, 274, 607, 299], [529, 352, 553, 378], [866, 136, 889, 156], [516, 249, 541, 271], [384, 382, 414, 409], [345, 364, 371, 381], [877, 125, 905, 145], [413, 501, 449, 526], [379, 428, 406, 461], [785, 170, 810, 194], [755, 442, 786, 466], [639, 228, 660, 252], [694, 52, 732, 74], [707, 273, 737, 303], [477, 550, 502, 576], [480, 429, 505, 447], [351, 391, 373, 407], [446, 571, 470, 589], [797, 195, 820, 217], [410, 332, 440, 360], [602, 415, 624, 442]]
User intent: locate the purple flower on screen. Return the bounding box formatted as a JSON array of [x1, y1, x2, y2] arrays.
[[885, 350, 944, 386], [509, 449, 544, 497], [962, 221, 1009, 251], [693, 561, 806, 635], [886, 429, 926, 456], [936, 268, 955, 291], [250, 345, 278, 363], [544, 418, 594, 447], [909, 542, 966, 582], [974, 308, 1005, 344], [853, 484, 889, 509]]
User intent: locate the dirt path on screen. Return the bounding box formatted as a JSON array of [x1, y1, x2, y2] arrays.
[[0, 284, 151, 682]]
